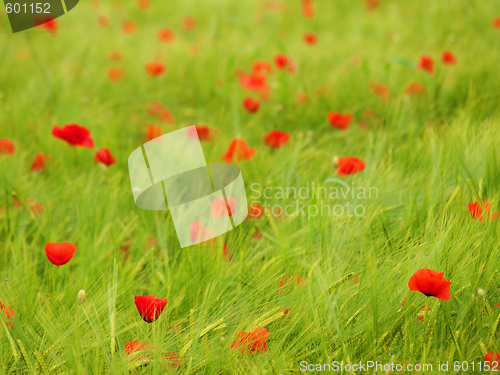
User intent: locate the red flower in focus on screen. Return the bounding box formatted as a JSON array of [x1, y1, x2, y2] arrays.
[[31, 153, 51, 172], [108, 67, 125, 82], [52, 124, 94, 148], [211, 197, 237, 218], [405, 82, 424, 95], [183, 16, 196, 31], [137, 0, 150, 10], [190, 221, 214, 243], [418, 55, 434, 75], [408, 268, 451, 301], [364, 0, 380, 11], [248, 204, 264, 219], [222, 139, 255, 163], [492, 17, 500, 29], [274, 54, 291, 70], [240, 74, 269, 91], [0, 139, 15, 154], [0, 301, 15, 329], [327, 112, 353, 131], [263, 130, 290, 148], [485, 352, 500, 366], [336, 156, 365, 176], [97, 15, 109, 27], [468, 201, 500, 222], [442, 50, 457, 65], [303, 32, 318, 45], [230, 327, 269, 354], [369, 82, 390, 101], [35, 16, 58, 36], [44, 242, 77, 266], [125, 341, 153, 362], [122, 20, 137, 34], [243, 97, 260, 113], [145, 125, 163, 141], [223, 243, 233, 262], [252, 61, 272, 75], [94, 148, 117, 167], [145, 62, 166, 76], [158, 28, 176, 43], [134, 296, 168, 323]]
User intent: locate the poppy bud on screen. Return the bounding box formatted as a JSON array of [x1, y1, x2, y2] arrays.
[[77, 290, 86, 304], [478, 288, 486, 297]]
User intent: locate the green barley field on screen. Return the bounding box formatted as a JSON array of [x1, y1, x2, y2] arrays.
[[2, 0, 500, 373]]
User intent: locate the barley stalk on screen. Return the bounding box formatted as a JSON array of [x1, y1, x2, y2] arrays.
[[251, 307, 281, 328], [34, 350, 49, 375], [17, 340, 33, 373], [180, 339, 193, 357], [0, 319, 18, 361], [466, 179, 480, 203], [486, 270, 498, 290], [199, 318, 224, 338], [327, 273, 355, 294], [191, 359, 208, 373]]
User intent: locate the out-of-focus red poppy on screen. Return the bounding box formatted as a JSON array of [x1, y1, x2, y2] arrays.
[[336, 156, 365, 176], [31, 153, 51, 172], [364, 0, 380, 11], [252, 229, 262, 239], [416, 305, 431, 321], [145, 125, 163, 141], [28, 199, 44, 215], [0, 301, 15, 329], [230, 327, 269, 353], [144, 237, 159, 251], [222, 139, 255, 163], [137, 0, 150, 10], [327, 112, 353, 131], [90, 0, 100, 9], [492, 17, 500, 29], [223, 243, 233, 262], [0, 139, 15, 154], [485, 352, 500, 366], [303, 32, 318, 45], [110, 51, 122, 61], [296, 92, 308, 103], [369, 82, 390, 101], [158, 28, 176, 43], [134, 296, 168, 323], [35, 16, 58, 36], [274, 54, 291, 70], [418, 55, 434, 74], [94, 148, 117, 167], [301, 0, 315, 18], [442, 50, 457, 65], [211, 197, 237, 218], [263, 130, 290, 148], [187, 125, 217, 141], [183, 16, 196, 31], [45, 242, 77, 266], [97, 15, 109, 27], [146, 102, 165, 117], [252, 61, 272, 75], [468, 201, 500, 222], [243, 97, 260, 113], [408, 268, 451, 301], [108, 67, 125, 82], [159, 110, 174, 124], [145, 62, 166, 76], [125, 341, 153, 362], [405, 82, 424, 95], [52, 124, 94, 148], [248, 204, 264, 219], [190, 221, 214, 243], [240, 74, 269, 91], [163, 352, 184, 369], [233, 68, 247, 79], [122, 20, 137, 34]]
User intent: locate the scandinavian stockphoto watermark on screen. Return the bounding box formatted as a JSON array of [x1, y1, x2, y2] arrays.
[[248, 180, 378, 220]]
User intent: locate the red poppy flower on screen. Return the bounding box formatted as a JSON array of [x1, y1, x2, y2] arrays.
[[190, 221, 215, 243], [417, 55, 434, 74], [52, 124, 94, 148], [125, 341, 153, 362], [485, 352, 500, 366], [369, 82, 390, 101], [183, 16, 196, 31], [158, 28, 176, 43], [364, 0, 380, 11], [187, 125, 217, 141], [252, 61, 272, 75], [230, 327, 269, 354], [243, 97, 260, 113], [240, 74, 269, 91], [137, 0, 150, 10], [31, 153, 51, 172], [441, 50, 456, 65], [274, 54, 291, 70], [110, 51, 122, 61], [408, 268, 451, 301], [159, 110, 175, 124], [145, 62, 166, 77], [44, 242, 77, 266], [146, 102, 166, 117], [94, 148, 117, 167], [27, 199, 44, 215], [97, 15, 109, 27], [222, 139, 255, 163], [134, 296, 168, 323], [211, 197, 237, 218], [252, 229, 262, 239], [303, 32, 318, 45], [248, 204, 264, 219], [405, 82, 424, 95], [336, 156, 365, 176], [468, 201, 500, 221], [223, 243, 233, 262], [108, 67, 125, 82], [0, 301, 15, 329], [122, 20, 137, 34], [492, 17, 500, 29], [35, 16, 58, 36], [145, 125, 163, 141], [327, 112, 353, 131], [263, 130, 290, 148], [0, 139, 15, 154], [301, 1, 315, 18]]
